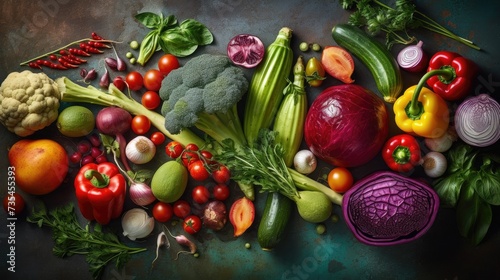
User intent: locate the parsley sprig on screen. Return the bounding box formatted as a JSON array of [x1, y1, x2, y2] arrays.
[[340, 0, 480, 50], [27, 203, 146, 279]]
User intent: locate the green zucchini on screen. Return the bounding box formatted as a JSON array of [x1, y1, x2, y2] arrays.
[[243, 27, 294, 145], [257, 192, 293, 251], [331, 24, 403, 103]]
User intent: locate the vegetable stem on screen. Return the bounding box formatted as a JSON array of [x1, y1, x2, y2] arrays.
[[408, 68, 452, 116]]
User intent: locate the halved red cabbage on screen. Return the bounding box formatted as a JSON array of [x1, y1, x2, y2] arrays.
[[342, 171, 440, 246]]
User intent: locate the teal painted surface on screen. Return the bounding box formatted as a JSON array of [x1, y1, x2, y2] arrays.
[[0, 0, 499, 279]]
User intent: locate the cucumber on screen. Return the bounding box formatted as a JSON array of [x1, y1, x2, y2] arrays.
[[331, 24, 403, 103], [257, 192, 293, 251]]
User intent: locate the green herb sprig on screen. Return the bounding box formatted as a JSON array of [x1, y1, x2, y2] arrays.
[[134, 12, 213, 65], [216, 129, 300, 200], [433, 142, 500, 245], [27, 203, 146, 279], [340, 0, 480, 50]]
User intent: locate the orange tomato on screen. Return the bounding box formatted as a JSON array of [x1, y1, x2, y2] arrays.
[[327, 167, 354, 193]]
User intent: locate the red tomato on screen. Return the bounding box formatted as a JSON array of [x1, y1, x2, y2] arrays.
[[112, 76, 126, 91], [173, 200, 191, 218], [213, 184, 230, 201], [131, 115, 151, 135], [189, 160, 211, 181], [3, 193, 25, 216], [152, 201, 173, 223], [141, 91, 161, 110], [192, 185, 210, 204], [183, 215, 202, 234], [200, 150, 213, 160], [143, 69, 164, 92], [125, 71, 144, 91], [158, 54, 180, 76], [165, 141, 183, 158], [327, 167, 354, 193], [181, 150, 199, 167], [212, 164, 231, 184], [185, 143, 199, 152], [150, 132, 166, 146]]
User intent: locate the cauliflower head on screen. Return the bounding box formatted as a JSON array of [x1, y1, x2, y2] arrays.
[[0, 70, 60, 136]]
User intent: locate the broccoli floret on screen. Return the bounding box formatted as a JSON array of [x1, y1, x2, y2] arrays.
[[159, 53, 249, 146]]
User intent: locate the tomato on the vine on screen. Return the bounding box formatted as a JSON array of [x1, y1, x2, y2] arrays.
[[158, 54, 180, 76], [3, 193, 25, 216], [192, 185, 210, 204], [150, 132, 166, 146], [125, 71, 144, 91], [327, 167, 354, 193], [143, 69, 164, 92], [212, 164, 231, 184], [181, 150, 199, 167], [165, 141, 183, 158], [213, 184, 230, 201], [183, 215, 202, 234], [189, 160, 211, 181], [141, 91, 161, 110], [152, 201, 173, 223], [185, 143, 199, 152], [200, 150, 213, 160], [131, 115, 151, 135], [173, 200, 191, 218]]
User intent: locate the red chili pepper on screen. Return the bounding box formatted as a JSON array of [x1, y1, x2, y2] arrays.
[[91, 32, 105, 40], [60, 55, 83, 65], [382, 134, 421, 173], [48, 54, 58, 61], [67, 54, 87, 63], [80, 42, 104, 54], [88, 40, 111, 49], [36, 59, 67, 70], [28, 62, 42, 70], [74, 162, 126, 225], [58, 57, 78, 68], [69, 48, 91, 57], [425, 51, 477, 101]]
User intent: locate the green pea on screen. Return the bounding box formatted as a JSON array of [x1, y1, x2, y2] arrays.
[[130, 40, 140, 50], [245, 243, 251, 249], [331, 213, 340, 223], [316, 224, 326, 235], [312, 43, 321, 52], [299, 42, 309, 52], [126, 52, 134, 59], [129, 58, 136, 65]]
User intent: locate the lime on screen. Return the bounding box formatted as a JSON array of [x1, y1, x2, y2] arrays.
[[151, 161, 188, 203], [57, 106, 95, 137], [295, 191, 333, 223]]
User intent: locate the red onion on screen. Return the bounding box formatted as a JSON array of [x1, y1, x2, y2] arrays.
[[96, 107, 133, 170], [455, 94, 500, 147], [227, 34, 265, 68], [129, 182, 156, 206], [397, 41, 428, 72]]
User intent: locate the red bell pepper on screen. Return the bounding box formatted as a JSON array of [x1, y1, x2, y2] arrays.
[[425, 51, 477, 101], [382, 134, 421, 173], [74, 162, 126, 225]]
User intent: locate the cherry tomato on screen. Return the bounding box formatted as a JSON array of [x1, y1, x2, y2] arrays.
[[112, 76, 126, 91], [150, 132, 166, 146], [141, 90, 161, 110], [3, 193, 25, 216], [185, 143, 199, 152], [213, 184, 230, 201], [181, 150, 199, 167], [152, 202, 173, 223], [305, 57, 326, 87], [189, 160, 211, 181], [212, 164, 231, 184], [165, 141, 184, 158], [183, 215, 202, 234], [143, 69, 164, 92], [131, 115, 151, 135], [192, 185, 210, 204], [327, 167, 354, 193], [173, 200, 191, 218], [125, 71, 144, 91], [200, 150, 213, 160], [158, 54, 180, 76]]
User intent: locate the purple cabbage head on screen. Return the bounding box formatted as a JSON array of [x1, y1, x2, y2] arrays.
[[342, 171, 439, 246]]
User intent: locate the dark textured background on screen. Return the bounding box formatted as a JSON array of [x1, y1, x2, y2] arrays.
[[1, 0, 499, 279]]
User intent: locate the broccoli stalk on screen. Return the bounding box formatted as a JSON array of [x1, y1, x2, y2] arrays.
[[56, 77, 205, 148]]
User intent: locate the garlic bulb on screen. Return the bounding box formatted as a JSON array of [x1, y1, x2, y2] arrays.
[[125, 136, 156, 164], [122, 208, 155, 240]]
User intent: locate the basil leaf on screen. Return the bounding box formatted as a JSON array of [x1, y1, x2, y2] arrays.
[[135, 12, 163, 29], [433, 172, 466, 207], [161, 14, 178, 30], [159, 28, 198, 57], [137, 30, 159, 66], [179, 19, 214, 45], [474, 158, 500, 205], [456, 184, 492, 245], [447, 143, 475, 173]]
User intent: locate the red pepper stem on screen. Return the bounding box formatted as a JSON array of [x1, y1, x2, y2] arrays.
[[408, 68, 453, 116], [84, 169, 110, 188]]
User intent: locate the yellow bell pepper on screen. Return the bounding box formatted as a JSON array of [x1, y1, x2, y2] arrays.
[[393, 85, 449, 138]]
